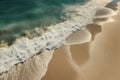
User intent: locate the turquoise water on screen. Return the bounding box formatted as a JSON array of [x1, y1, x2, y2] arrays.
[[0, 0, 88, 44]]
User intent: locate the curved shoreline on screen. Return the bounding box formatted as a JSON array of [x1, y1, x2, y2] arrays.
[[0, 0, 112, 75]]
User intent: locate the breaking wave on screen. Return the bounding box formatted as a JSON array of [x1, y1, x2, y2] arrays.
[[0, 0, 88, 44]]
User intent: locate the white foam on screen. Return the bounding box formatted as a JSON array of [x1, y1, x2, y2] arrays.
[[0, 0, 112, 74]]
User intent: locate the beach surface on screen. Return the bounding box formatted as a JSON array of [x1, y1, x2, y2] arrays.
[[1, 0, 120, 80], [42, 2, 120, 80]]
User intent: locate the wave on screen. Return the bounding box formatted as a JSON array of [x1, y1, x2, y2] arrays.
[[0, 0, 112, 75], [0, 0, 88, 44]]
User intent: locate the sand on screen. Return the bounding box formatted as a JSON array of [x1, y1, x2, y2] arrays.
[[41, 3, 120, 80], [1, 1, 120, 80]]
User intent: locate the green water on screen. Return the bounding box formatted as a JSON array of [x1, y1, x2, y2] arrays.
[[0, 0, 88, 45]]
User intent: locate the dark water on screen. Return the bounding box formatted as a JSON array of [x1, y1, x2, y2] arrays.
[[0, 0, 88, 45], [106, 0, 120, 10]]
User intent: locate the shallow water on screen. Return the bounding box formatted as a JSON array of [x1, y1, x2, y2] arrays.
[[0, 0, 88, 44]]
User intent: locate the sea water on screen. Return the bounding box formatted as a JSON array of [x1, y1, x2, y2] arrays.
[[0, 0, 88, 44]]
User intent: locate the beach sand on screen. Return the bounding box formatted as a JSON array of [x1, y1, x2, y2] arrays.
[[1, 1, 120, 80], [41, 3, 120, 80]]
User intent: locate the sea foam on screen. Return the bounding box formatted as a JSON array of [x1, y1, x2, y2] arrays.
[[0, 0, 112, 75]]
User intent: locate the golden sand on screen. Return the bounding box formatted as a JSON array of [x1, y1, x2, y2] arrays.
[[42, 4, 120, 80]]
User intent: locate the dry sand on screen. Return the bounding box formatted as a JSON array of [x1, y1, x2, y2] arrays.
[[41, 4, 120, 80]]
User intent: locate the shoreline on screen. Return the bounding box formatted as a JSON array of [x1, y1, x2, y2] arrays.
[[0, 0, 112, 76]]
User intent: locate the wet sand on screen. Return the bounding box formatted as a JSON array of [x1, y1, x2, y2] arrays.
[[42, 3, 120, 80], [0, 50, 54, 80]]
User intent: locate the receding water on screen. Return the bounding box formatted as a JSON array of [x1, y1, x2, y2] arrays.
[[0, 0, 88, 45]]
